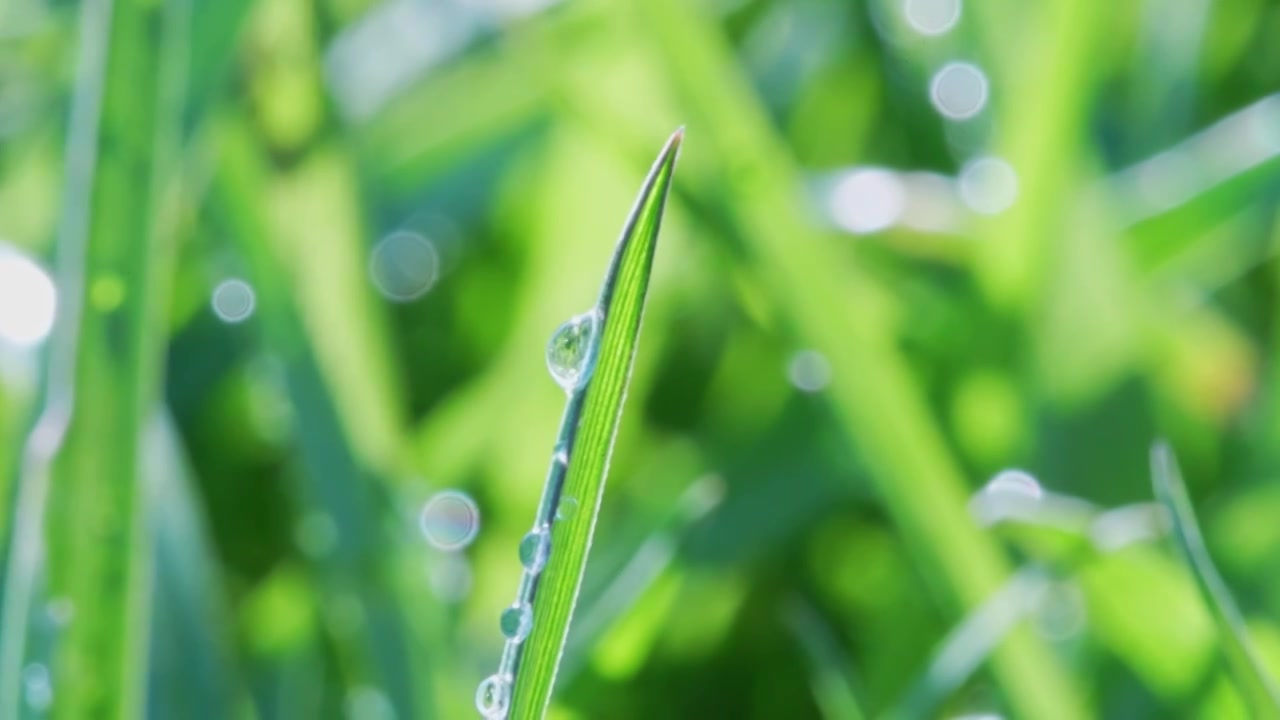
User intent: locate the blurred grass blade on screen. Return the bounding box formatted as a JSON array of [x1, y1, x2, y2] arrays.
[[783, 597, 866, 720], [145, 413, 249, 719], [1150, 441, 1280, 717], [495, 128, 681, 719], [0, 0, 189, 716]]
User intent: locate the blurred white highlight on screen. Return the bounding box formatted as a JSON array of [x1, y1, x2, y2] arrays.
[[0, 245, 56, 348], [905, 0, 961, 36], [828, 168, 906, 234], [369, 231, 439, 302], [788, 350, 832, 393], [1110, 94, 1280, 223], [930, 62, 988, 120], [959, 157, 1018, 215]]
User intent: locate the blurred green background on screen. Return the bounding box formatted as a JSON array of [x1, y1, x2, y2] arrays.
[[3, 0, 1280, 717]]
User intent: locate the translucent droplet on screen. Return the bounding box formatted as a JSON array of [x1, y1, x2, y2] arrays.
[[930, 62, 988, 120], [984, 469, 1042, 500], [475, 674, 510, 719], [0, 247, 56, 348], [419, 490, 480, 551], [369, 231, 439, 302], [546, 309, 601, 391], [518, 528, 550, 572], [905, 0, 961, 36], [787, 350, 831, 392], [22, 663, 51, 712], [556, 497, 579, 522], [500, 602, 533, 642], [212, 278, 255, 323]]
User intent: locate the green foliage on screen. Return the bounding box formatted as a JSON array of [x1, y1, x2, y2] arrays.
[[1, 0, 1280, 718]]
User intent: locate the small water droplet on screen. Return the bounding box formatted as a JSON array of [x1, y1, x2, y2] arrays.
[[500, 602, 533, 642], [419, 490, 480, 551], [476, 673, 511, 718], [369, 231, 439, 302], [546, 309, 601, 392], [518, 528, 550, 572], [556, 497, 578, 522], [211, 278, 256, 323]]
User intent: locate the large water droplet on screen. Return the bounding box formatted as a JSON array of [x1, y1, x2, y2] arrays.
[[546, 309, 601, 392], [475, 674, 511, 719], [500, 602, 533, 642], [518, 528, 550, 572]]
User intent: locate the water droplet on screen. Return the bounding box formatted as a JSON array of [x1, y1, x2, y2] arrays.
[[0, 246, 56, 348], [419, 490, 480, 551], [546, 309, 601, 392], [787, 350, 831, 392], [556, 497, 579, 522], [983, 469, 1042, 500], [930, 62, 988, 120], [905, 0, 961, 36], [369, 231, 439, 302], [22, 663, 51, 711], [476, 674, 511, 718], [211, 278, 256, 323], [500, 602, 533, 642], [518, 528, 550, 572]]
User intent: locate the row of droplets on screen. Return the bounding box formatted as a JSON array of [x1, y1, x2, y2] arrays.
[[476, 308, 603, 718]]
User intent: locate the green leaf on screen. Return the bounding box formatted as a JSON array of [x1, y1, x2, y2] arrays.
[[1150, 441, 1280, 718], [496, 128, 682, 720], [0, 0, 190, 716]]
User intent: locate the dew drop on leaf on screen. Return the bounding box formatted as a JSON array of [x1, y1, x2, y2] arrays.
[[475, 674, 510, 718], [500, 602, 533, 643], [518, 527, 550, 573], [545, 309, 602, 392]]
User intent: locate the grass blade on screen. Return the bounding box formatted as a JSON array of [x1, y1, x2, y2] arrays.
[[479, 128, 682, 719], [1150, 441, 1280, 717], [0, 0, 189, 716]]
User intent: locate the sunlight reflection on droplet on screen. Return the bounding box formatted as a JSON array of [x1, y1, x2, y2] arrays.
[[959, 157, 1018, 215], [787, 350, 831, 393], [419, 490, 480, 551], [0, 246, 56, 348], [930, 62, 988, 120], [828, 168, 906, 234], [905, 0, 961, 36], [369, 231, 439, 302], [211, 278, 256, 323]]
